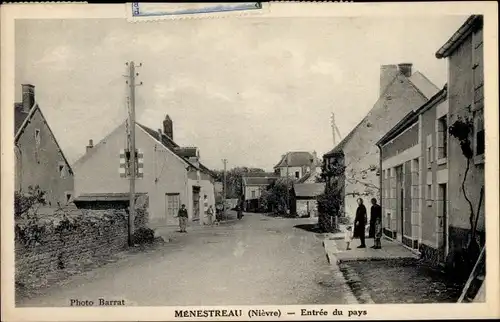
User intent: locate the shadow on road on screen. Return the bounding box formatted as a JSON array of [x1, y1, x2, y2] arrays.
[[294, 223, 323, 233]]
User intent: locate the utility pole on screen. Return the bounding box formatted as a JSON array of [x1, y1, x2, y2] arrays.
[[222, 158, 227, 221], [125, 61, 142, 246], [331, 112, 342, 147]]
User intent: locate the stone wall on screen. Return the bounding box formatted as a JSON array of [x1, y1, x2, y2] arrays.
[[15, 196, 149, 291]]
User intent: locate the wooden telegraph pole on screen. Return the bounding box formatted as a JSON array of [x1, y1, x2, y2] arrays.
[[125, 61, 142, 246]]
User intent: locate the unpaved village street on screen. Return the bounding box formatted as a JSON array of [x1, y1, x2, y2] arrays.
[[18, 213, 354, 307]]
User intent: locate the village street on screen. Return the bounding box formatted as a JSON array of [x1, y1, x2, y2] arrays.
[[17, 213, 355, 307]]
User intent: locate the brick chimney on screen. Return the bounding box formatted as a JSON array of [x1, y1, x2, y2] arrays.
[[398, 63, 413, 77], [21, 84, 35, 113], [379, 65, 399, 96], [86, 139, 94, 153], [163, 115, 173, 140]]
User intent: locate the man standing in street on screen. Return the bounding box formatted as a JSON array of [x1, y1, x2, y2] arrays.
[[178, 204, 188, 233], [369, 198, 382, 239], [354, 198, 367, 248]]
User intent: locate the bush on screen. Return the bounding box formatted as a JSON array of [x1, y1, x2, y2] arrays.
[[132, 227, 155, 245]]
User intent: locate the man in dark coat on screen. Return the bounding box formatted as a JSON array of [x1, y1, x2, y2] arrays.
[[354, 198, 367, 248], [369, 198, 382, 239]]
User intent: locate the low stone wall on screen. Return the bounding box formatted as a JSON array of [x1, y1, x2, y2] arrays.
[[15, 196, 149, 292]]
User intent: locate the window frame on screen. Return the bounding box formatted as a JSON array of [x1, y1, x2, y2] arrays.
[[34, 128, 41, 146]]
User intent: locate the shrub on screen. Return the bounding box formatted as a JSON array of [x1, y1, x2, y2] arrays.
[[132, 227, 155, 245]]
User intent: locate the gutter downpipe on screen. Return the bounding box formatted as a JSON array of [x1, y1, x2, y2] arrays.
[[376, 143, 383, 231]]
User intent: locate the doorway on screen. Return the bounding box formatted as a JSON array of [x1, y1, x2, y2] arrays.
[[165, 193, 180, 225], [192, 186, 200, 221], [439, 183, 448, 261], [395, 165, 403, 241]]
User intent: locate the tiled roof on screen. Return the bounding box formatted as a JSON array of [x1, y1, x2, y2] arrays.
[[74, 192, 147, 202], [294, 183, 325, 198], [408, 72, 440, 100], [324, 69, 439, 157], [137, 123, 213, 177], [242, 176, 277, 186], [296, 170, 320, 184], [274, 151, 320, 168], [436, 15, 482, 59]]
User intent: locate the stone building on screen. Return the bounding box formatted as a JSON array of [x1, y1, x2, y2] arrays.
[[377, 86, 449, 264], [73, 114, 215, 229], [435, 15, 485, 261], [274, 151, 321, 180], [323, 63, 439, 222], [14, 84, 74, 207]]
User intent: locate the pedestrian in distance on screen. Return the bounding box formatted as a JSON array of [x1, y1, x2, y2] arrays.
[[207, 205, 215, 226], [353, 198, 367, 248], [369, 197, 382, 239], [369, 198, 382, 248], [177, 204, 188, 233], [345, 225, 353, 250]]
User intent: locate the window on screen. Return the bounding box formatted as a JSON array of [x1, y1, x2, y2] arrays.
[[66, 192, 72, 203], [34, 129, 41, 146], [426, 184, 433, 207], [437, 116, 448, 160], [426, 134, 433, 168], [295, 171, 300, 179], [474, 109, 485, 158], [251, 191, 256, 199], [58, 162, 67, 178]]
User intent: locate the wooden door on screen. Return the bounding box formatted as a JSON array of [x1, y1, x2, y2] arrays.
[[192, 187, 200, 221], [165, 193, 180, 225]]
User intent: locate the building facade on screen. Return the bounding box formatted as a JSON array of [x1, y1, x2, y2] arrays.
[[73, 115, 215, 229], [242, 176, 277, 212], [15, 84, 74, 207], [378, 87, 449, 264], [436, 15, 485, 261], [293, 183, 325, 218], [323, 63, 440, 222], [274, 151, 321, 180]]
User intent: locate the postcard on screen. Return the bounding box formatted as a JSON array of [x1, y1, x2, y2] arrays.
[[1, 1, 499, 321]]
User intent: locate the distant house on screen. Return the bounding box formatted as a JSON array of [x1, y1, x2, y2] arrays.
[[292, 183, 325, 218], [273, 151, 321, 180], [242, 176, 277, 212], [435, 15, 485, 263], [14, 84, 74, 207], [377, 85, 449, 262], [73, 114, 215, 229], [323, 63, 440, 222]]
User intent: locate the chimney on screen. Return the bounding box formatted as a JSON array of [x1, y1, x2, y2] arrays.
[[163, 115, 173, 140], [379, 65, 399, 96], [21, 84, 35, 113], [158, 128, 162, 138], [398, 63, 413, 77], [86, 139, 94, 153]]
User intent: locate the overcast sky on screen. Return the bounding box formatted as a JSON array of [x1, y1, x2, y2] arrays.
[[15, 16, 467, 171]]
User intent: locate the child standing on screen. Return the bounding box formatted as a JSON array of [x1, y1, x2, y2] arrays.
[[345, 225, 353, 250]]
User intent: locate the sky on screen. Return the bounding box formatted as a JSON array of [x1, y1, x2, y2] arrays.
[[15, 16, 468, 171]]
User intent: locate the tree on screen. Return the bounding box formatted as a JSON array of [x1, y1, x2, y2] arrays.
[[15, 185, 46, 218], [259, 177, 294, 216], [448, 113, 484, 277], [317, 157, 345, 232]]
